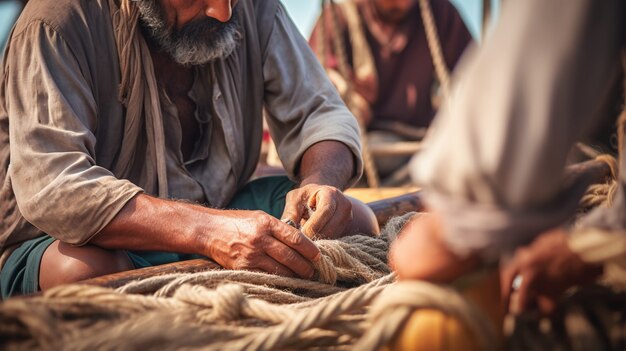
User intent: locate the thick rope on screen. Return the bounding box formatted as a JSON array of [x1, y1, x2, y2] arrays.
[[418, 0, 452, 100], [3, 155, 620, 351], [0, 214, 499, 351]]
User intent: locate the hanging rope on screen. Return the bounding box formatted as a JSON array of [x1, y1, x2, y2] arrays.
[[319, 0, 380, 188], [418, 0, 452, 100]]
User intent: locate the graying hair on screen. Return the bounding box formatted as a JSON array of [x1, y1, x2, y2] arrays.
[[136, 0, 242, 66]]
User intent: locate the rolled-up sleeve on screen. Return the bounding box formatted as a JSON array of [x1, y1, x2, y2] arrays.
[[5, 22, 143, 245], [261, 4, 363, 186], [410, 0, 624, 260]]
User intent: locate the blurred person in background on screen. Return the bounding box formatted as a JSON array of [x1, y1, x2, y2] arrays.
[[309, 0, 472, 184]]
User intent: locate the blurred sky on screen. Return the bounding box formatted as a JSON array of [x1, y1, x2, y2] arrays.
[[0, 1, 21, 50]]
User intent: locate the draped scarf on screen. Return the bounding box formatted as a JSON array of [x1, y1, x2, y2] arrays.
[[108, 0, 169, 198]]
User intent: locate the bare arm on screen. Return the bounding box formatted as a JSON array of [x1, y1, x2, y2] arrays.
[[92, 194, 320, 279], [298, 140, 355, 189]]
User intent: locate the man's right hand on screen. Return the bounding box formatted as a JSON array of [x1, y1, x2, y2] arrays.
[[500, 228, 603, 315], [204, 210, 321, 279], [94, 195, 321, 280]]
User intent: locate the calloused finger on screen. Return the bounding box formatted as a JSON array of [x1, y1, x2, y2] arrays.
[[271, 218, 321, 262], [500, 265, 518, 314], [307, 201, 351, 239], [515, 272, 536, 314], [280, 190, 307, 226], [302, 190, 338, 237], [252, 255, 297, 278], [265, 239, 315, 279]]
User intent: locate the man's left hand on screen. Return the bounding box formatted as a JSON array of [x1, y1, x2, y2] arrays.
[[281, 184, 352, 239]]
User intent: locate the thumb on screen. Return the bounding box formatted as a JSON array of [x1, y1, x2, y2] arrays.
[[281, 191, 307, 227]]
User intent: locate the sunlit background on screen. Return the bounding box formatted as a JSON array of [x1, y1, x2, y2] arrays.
[[1, 1, 500, 51], [280, 0, 499, 40]]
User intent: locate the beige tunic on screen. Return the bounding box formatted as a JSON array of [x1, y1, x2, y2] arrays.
[[0, 0, 362, 263], [410, 0, 625, 261]]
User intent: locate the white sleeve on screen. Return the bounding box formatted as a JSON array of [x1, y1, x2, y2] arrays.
[[411, 0, 624, 260]]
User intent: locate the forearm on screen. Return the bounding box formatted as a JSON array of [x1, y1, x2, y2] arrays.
[[92, 193, 321, 278], [91, 194, 224, 255], [298, 140, 356, 190]]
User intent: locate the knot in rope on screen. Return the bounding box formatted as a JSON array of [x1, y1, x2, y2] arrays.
[[174, 284, 246, 322], [209, 285, 247, 321]]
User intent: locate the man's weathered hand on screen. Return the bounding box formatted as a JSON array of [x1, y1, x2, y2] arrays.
[[500, 228, 603, 315], [206, 210, 321, 279], [281, 184, 353, 239], [389, 212, 480, 283]]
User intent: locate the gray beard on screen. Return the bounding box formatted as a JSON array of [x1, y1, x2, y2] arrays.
[[136, 0, 241, 66]]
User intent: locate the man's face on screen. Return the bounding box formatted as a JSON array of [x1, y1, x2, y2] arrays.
[[373, 0, 416, 23], [137, 0, 241, 66]]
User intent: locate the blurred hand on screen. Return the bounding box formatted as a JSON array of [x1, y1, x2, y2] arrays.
[[389, 212, 480, 283], [207, 210, 321, 279], [281, 184, 352, 239], [500, 228, 603, 315]]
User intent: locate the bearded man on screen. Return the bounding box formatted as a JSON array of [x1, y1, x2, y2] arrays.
[[0, 0, 379, 298]]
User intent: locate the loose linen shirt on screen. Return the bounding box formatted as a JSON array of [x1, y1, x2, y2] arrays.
[[0, 0, 362, 264], [411, 0, 625, 261]]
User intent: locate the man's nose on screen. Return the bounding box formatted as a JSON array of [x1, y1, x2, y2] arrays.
[[204, 0, 233, 23]]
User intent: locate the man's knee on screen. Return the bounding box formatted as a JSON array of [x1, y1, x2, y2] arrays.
[[347, 197, 380, 236], [39, 241, 134, 291]]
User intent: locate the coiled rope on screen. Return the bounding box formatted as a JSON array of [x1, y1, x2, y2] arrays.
[[0, 214, 497, 351]]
